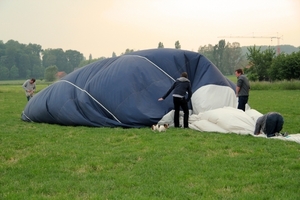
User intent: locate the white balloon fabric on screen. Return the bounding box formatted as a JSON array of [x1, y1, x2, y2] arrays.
[[159, 106, 300, 145]]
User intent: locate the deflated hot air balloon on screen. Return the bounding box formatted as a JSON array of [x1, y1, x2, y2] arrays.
[[21, 48, 237, 128]]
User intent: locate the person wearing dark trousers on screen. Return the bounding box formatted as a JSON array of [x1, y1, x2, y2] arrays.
[[254, 112, 284, 137], [158, 72, 192, 128], [235, 68, 250, 111]]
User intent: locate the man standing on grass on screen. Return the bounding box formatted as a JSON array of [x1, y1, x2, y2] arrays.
[[22, 78, 36, 101], [235, 68, 250, 111]]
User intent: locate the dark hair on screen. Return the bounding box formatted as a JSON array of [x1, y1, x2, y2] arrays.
[[181, 72, 188, 78], [235, 69, 243, 75], [31, 78, 36, 83]]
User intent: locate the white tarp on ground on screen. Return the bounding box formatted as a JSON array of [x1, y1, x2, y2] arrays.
[[159, 106, 262, 135], [189, 107, 261, 135], [158, 84, 300, 145], [158, 104, 300, 145]]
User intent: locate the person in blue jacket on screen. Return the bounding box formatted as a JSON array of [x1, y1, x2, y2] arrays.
[[158, 72, 192, 128], [254, 112, 284, 137]]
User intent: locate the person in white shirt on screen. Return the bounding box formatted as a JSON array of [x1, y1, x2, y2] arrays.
[[22, 78, 36, 101]]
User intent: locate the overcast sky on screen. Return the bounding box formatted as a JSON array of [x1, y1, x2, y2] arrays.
[[1, 0, 299, 58]]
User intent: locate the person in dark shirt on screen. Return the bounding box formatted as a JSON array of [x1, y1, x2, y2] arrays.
[[254, 112, 284, 137], [235, 68, 250, 111], [158, 72, 192, 128]]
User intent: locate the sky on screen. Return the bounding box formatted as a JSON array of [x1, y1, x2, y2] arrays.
[[1, 0, 300, 58]]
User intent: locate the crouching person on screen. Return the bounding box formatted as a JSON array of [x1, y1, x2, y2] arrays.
[[254, 112, 284, 137]]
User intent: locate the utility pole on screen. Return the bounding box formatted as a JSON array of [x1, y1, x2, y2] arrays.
[[218, 34, 282, 55]]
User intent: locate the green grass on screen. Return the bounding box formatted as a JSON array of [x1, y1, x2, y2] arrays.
[[0, 79, 52, 86], [248, 90, 300, 133], [226, 75, 300, 90], [0, 84, 300, 199], [250, 80, 300, 90], [226, 75, 237, 83]]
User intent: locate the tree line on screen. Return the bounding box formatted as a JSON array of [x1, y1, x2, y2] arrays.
[[0, 40, 86, 81], [0, 39, 299, 81], [245, 46, 300, 81]]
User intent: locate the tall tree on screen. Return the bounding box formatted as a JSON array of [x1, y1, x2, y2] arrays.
[[42, 48, 68, 72], [246, 46, 276, 81], [10, 65, 19, 79], [4, 40, 19, 70], [65, 50, 84, 73], [0, 66, 9, 80], [213, 40, 226, 73], [158, 42, 164, 48], [198, 44, 214, 62], [199, 41, 245, 75], [18, 53, 31, 78], [42, 50, 56, 68], [31, 65, 45, 79], [0, 41, 5, 57], [222, 42, 245, 75], [175, 41, 181, 49], [44, 65, 58, 81], [122, 49, 134, 55], [269, 51, 300, 81], [26, 43, 43, 71]]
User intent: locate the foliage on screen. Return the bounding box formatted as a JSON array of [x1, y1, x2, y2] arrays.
[[241, 45, 300, 55], [9, 65, 19, 79], [175, 40, 181, 49], [158, 42, 164, 48], [198, 40, 246, 75], [226, 75, 300, 90], [44, 65, 58, 81], [245, 46, 300, 82], [122, 49, 134, 55], [249, 80, 300, 90], [0, 40, 86, 80], [1, 39, 299, 82], [42, 48, 84, 73], [31, 64, 45, 79], [0, 40, 43, 80], [198, 44, 215, 62], [0, 85, 300, 199], [213, 40, 226, 73], [65, 50, 85, 72], [222, 42, 246, 75], [0, 66, 9, 80], [245, 46, 276, 81], [269, 51, 300, 81]]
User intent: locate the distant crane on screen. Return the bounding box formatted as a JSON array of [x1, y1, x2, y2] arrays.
[[218, 34, 283, 55]]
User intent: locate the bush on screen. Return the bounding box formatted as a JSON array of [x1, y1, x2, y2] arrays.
[[250, 80, 300, 90], [44, 65, 58, 82]]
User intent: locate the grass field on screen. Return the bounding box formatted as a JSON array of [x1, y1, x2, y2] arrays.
[[0, 83, 300, 199]]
